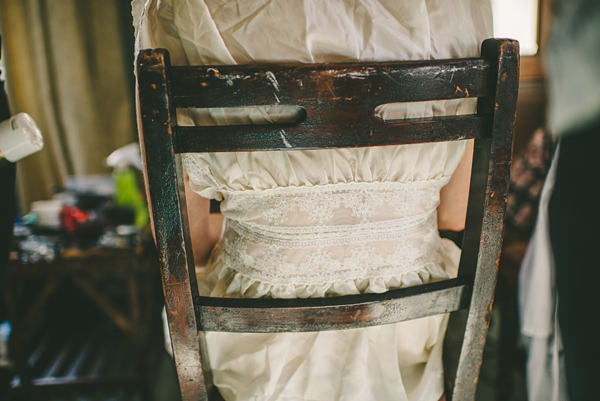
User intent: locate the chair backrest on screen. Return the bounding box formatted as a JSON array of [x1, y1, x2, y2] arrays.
[[136, 38, 519, 401]]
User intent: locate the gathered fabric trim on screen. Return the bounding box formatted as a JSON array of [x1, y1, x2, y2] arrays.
[[218, 178, 451, 195], [204, 247, 451, 298], [181, 152, 452, 197]]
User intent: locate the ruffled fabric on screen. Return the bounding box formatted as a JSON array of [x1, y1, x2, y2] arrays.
[[198, 236, 460, 299], [183, 141, 467, 201], [199, 238, 460, 401]]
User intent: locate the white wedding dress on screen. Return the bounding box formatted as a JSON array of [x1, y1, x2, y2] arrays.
[[135, 1, 492, 400]]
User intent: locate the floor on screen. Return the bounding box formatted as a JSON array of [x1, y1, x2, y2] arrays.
[[476, 307, 528, 401], [2, 273, 169, 401]]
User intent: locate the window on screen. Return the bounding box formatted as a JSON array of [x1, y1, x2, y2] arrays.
[[491, 0, 540, 56]]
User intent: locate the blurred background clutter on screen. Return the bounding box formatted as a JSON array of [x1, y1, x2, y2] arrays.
[[0, 1, 175, 400]]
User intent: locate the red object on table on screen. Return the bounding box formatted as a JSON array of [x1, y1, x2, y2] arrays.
[[60, 205, 89, 234]]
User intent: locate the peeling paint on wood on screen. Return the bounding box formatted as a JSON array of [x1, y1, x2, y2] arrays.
[[445, 39, 519, 401]]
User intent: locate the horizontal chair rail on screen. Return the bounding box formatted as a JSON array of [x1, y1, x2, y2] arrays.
[[173, 115, 487, 152], [195, 278, 470, 333], [169, 58, 493, 108]]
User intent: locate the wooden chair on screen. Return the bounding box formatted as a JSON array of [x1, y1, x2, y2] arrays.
[[136, 38, 519, 401]]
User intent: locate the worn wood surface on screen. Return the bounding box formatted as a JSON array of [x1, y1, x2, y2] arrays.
[[170, 58, 492, 108], [196, 278, 469, 333], [136, 38, 518, 401], [170, 58, 493, 153], [444, 39, 519, 401], [137, 50, 213, 401], [173, 115, 487, 153]]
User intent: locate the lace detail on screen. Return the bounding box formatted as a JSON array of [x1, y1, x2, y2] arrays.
[[222, 180, 448, 227], [220, 221, 439, 285], [213, 180, 444, 286], [227, 214, 435, 248], [183, 158, 451, 287], [296, 195, 342, 225]]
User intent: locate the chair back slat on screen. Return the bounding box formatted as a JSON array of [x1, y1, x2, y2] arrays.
[[170, 58, 492, 109], [196, 278, 469, 333], [173, 115, 486, 152]]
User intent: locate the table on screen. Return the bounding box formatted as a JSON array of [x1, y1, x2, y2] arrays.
[[4, 244, 160, 399]]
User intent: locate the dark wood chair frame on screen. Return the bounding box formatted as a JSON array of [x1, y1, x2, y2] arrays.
[[136, 38, 519, 401]]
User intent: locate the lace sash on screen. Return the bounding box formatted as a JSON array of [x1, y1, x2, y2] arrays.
[[216, 180, 448, 286]]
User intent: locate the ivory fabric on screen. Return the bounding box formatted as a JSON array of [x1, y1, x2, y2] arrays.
[[136, 1, 492, 400], [518, 146, 569, 401]]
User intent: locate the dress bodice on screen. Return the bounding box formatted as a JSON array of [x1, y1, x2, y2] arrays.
[[183, 141, 466, 297]]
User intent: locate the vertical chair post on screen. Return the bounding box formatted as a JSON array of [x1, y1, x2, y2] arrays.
[[137, 50, 213, 401], [445, 39, 519, 400]]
